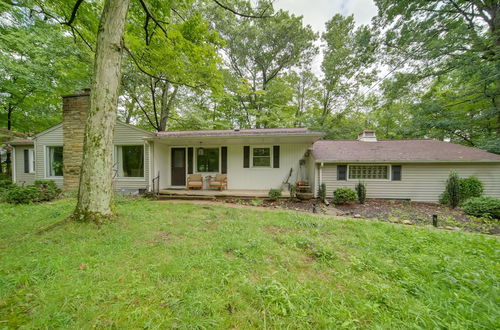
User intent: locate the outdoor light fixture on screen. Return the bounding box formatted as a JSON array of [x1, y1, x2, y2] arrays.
[[198, 147, 205, 156]]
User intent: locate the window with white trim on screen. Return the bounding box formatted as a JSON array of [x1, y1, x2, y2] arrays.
[[29, 149, 35, 173], [116, 145, 144, 177], [349, 165, 388, 180], [47, 146, 63, 177], [252, 147, 271, 167]]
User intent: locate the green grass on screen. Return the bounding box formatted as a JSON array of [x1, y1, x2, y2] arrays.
[[0, 198, 499, 329]]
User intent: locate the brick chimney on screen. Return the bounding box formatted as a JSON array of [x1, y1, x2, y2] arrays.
[[358, 130, 377, 142], [62, 89, 90, 191]]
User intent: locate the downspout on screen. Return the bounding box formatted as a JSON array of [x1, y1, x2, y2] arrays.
[[11, 146, 16, 184], [318, 162, 323, 198]]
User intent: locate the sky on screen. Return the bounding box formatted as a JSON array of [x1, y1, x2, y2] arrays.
[[273, 0, 379, 73]]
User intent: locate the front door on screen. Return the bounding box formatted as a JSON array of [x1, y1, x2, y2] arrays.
[[171, 148, 186, 186]]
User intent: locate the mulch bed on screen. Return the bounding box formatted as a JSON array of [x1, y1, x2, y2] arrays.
[[223, 198, 499, 235]]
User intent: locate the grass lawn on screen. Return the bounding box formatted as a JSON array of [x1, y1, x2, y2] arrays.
[[0, 198, 499, 328]]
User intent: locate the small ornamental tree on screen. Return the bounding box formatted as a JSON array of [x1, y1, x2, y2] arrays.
[[355, 181, 366, 204], [444, 171, 461, 208]]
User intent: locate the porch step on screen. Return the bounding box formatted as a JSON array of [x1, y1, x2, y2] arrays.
[[157, 194, 216, 201]]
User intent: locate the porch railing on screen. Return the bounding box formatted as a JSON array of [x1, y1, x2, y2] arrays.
[[152, 171, 160, 196]]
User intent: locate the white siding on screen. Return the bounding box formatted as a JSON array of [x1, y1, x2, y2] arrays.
[[13, 146, 35, 185], [112, 122, 152, 191], [321, 163, 500, 202], [33, 121, 153, 191], [35, 125, 64, 187], [156, 143, 311, 190], [227, 144, 310, 190]]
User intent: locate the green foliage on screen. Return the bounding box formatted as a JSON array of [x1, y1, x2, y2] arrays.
[[1, 180, 60, 204], [34, 180, 62, 201], [441, 171, 460, 208], [289, 184, 296, 200], [462, 197, 500, 219], [355, 181, 367, 204], [440, 175, 483, 206], [0, 198, 498, 328], [0, 179, 13, 189], [268, 189, 282, 201], [459, 177, 483, 201], [333, 187, 357, 205], [250, 199, 263, 207], [318, 183, 327, 201], [0, 6, 91, 132], [3, 185, 43, 204]]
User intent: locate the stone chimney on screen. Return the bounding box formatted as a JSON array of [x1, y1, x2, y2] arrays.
[[62, 89, 90, 191], [358, 130, 377, 142]]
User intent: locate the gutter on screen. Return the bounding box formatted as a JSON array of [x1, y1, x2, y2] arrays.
[[314, 159, 500, 164]]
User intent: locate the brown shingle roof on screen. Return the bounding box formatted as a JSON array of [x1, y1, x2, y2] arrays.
[[155, 128, 322, 137], [312, 139, 500, 162], [8, 138, 34, 145]]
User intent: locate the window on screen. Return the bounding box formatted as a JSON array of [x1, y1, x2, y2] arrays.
[[252, 147, 271, 167], [392, 165, 402, 181], [349, 165, 388, 180], [116, 145, 144, 177], [47, 146, 63, 177], [196, 147, 219, 172], [24, 149, 35, 173]]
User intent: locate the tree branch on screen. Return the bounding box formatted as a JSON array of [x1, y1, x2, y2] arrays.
[[65, 0, 85, 26], [212, 0, 272, 19]]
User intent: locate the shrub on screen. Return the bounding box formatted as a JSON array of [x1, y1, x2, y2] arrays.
[[268, 189, 282, 201], [0, 180, 13, 189], [355, 181, 366, 204], [34, 180, 62, 201], [459, 177, 483, 201], [289, 184, 296, 200], [318, 183, 327, 201], [462, 197, 500, 219], [4, 185, 44, 204], [440, 175, 484, 206], [333, 187, 357, 205], [442, 171, 460, 208]]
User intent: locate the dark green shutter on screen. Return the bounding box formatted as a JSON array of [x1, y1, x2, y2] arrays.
[[24, 149, 29, 173], [392, 165, 402, 181], [243, 146, 250, 168], [221, 147, 227, 174], [187, 147, 193, 174], [337, 165, 347, 180], [273, 146, 280, 168]]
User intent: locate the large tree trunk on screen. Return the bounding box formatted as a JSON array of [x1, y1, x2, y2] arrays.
[[158, 83, 179, 131], [73, 0, 130, 223]]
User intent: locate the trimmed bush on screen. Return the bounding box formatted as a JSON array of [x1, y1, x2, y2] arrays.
[[34, 180, 62, 201], [440, 175, 484, 206], [462, 197, 500, 219], [268, 189, 282, 201], [333, 187, 357, 205], [4, 185, 44, 204], [318, 183, 327, 201], [355, 181, 366, 204], [459, 177, 483, 201]]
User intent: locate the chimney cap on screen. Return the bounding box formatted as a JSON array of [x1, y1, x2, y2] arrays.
[[62, 88, 91, 99], [358, 130, 377, 142]]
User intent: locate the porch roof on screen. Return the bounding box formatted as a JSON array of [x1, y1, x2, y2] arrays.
[[149, 128, 324, 144]]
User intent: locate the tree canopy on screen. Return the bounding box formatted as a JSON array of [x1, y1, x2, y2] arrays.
[[1, 0, 498, 153]]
